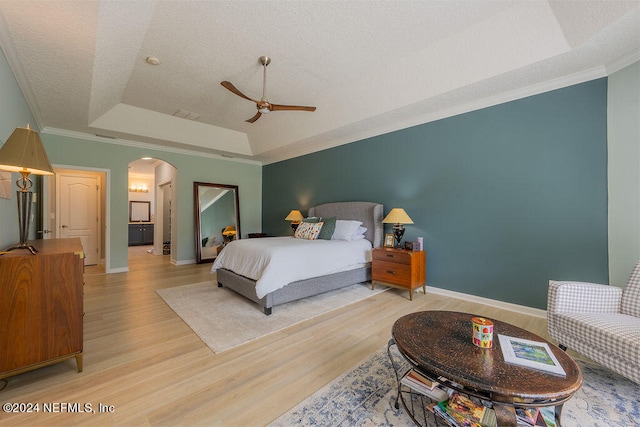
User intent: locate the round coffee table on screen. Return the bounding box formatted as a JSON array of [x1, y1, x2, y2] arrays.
[[389, 311, 583, 426]]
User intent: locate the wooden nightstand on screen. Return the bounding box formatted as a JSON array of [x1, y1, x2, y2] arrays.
[[371, 247, 426, 300]]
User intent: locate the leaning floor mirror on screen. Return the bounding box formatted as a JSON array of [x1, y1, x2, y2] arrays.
[[194, 182, 241, 263]]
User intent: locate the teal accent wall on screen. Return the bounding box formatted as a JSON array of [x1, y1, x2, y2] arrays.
[[263, 79, 609, 309]]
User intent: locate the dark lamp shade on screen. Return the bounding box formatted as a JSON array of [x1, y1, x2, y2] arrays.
[[0, 125, 54, 176]]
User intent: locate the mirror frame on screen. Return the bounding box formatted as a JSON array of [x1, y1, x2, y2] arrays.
[[194, 182, 241, 264], [129, 201, 151, 222]]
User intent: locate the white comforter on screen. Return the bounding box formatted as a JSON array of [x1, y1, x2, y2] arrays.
[[211, 237, 372, 299]]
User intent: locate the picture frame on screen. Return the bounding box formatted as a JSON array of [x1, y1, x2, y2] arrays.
[[384, 233, 395, 247], [498, 334, 566, 376]]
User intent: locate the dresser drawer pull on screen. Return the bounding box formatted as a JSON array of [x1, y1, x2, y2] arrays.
[[386, 270, 395, 274]]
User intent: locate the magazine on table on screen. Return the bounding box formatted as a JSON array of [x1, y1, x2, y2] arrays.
[[498, 335, 566, 376]]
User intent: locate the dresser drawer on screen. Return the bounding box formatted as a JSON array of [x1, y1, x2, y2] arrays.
[[372, 249, 411, 265], [372, 260, 411, 286]]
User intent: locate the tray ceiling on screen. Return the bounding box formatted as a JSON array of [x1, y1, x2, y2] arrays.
[[0, 1, 638, 164]]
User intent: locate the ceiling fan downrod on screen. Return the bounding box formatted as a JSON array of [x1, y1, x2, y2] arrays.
[[260, 56, 271, 104]]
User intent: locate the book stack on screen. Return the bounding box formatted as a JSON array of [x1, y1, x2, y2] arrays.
[[444, 393, 497, 427], [515, 406, 556, 427], [400, 369, 450, 402]]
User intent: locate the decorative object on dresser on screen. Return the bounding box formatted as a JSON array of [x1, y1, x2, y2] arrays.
[[372, 247, 426, 300], [284, 209, 304, 232], [0, 238, 84, 384], [0, 125, 55, 254], [382, 208, 414, 248]]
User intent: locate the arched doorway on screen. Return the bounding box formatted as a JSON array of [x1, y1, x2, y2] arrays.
[[128, 158, 176, 262]]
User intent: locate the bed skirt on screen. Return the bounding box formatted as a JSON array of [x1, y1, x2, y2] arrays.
[[216, 266, 371, 315]]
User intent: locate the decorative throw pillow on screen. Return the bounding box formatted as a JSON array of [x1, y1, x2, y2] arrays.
[[294, 221, 324, 240], [317, 216, 337, 240], [331, 220, 363, 241]]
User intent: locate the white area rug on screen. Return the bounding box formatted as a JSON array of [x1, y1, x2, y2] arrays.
[[271, 345, 640, 427], [157, 281, 385, 353]]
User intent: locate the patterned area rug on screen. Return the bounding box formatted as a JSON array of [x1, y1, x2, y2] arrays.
[[271, 345, 640, 426], [157, 281, 386, 353]]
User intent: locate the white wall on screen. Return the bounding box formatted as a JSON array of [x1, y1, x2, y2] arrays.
[[608, 61, 640, 286]]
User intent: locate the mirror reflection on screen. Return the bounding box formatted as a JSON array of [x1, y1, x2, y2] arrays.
[[194, 182, 240, 263], [130, 201, 151, 222]]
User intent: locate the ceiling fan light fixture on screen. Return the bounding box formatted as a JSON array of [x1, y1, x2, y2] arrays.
[[258, 106, 270, 114]]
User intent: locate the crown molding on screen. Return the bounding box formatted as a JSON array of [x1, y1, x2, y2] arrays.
[[41, 127, 262, 166], [261, 65, 609, 165], [606, 49, 640, 75]]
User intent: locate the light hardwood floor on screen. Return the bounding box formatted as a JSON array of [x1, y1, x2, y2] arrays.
[[1, 247, 551, 426]]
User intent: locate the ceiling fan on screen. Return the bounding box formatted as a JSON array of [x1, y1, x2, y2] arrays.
[[221, 56, 316, 123]]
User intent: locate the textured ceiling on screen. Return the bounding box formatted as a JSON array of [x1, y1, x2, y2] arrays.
[[0, 1, 638, 165]]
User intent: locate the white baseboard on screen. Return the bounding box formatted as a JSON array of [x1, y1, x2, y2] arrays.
[[172, 258, 196, 266], [426, 285, 547, 319]]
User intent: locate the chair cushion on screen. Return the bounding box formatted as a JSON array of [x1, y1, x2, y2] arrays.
[[621, 261, 640, 318], [552, 312, 640, 367]]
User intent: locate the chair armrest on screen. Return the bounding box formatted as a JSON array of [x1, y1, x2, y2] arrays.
[[548, 280, 622, 314]]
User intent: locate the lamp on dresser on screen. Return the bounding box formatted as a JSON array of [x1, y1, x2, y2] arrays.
[[285, 209, 304, 231], [382, 208, 414, 248], [0, 125, 54, 254]]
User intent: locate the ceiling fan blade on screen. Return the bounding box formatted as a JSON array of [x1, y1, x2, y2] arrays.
[[221, 81, 257, 102], [245, 112, 262, 123], [270, 104, 316, 112]]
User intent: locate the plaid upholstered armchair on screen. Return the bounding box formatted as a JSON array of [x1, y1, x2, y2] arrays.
[[547, 261, 640, 384]]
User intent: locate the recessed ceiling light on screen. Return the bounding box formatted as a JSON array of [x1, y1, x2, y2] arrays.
[[145, 56, 160, 65]]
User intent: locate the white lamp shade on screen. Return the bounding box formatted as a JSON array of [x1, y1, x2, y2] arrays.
[[382, 208, 414, 225]]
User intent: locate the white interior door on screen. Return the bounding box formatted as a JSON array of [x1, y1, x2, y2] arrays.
[[58, 173, 99, 265]]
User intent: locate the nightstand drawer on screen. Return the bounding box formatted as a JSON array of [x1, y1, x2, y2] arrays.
[[372, 249, 411, 265], [372, 260, 411, 286]]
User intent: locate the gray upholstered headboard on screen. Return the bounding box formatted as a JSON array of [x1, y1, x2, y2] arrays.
[[307, 201, 384, 248]]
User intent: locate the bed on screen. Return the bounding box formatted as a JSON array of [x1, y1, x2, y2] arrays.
[[212, 201, 384, 315]]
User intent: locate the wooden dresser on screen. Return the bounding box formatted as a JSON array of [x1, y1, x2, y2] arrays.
[[0, 238, 84, 379], [371, 247, 426, 300]]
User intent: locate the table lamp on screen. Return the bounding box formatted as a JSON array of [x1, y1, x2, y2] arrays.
[[382, 208, 414, 248], [0, 125, 54, 254], [285, 209, 303, 231], [222, 225, 237, 244]]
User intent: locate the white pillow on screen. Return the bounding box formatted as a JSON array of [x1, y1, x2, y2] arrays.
[[353, 226, 367, 237], [331, 220, 363, 241], [350, 226, 367, 240]]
